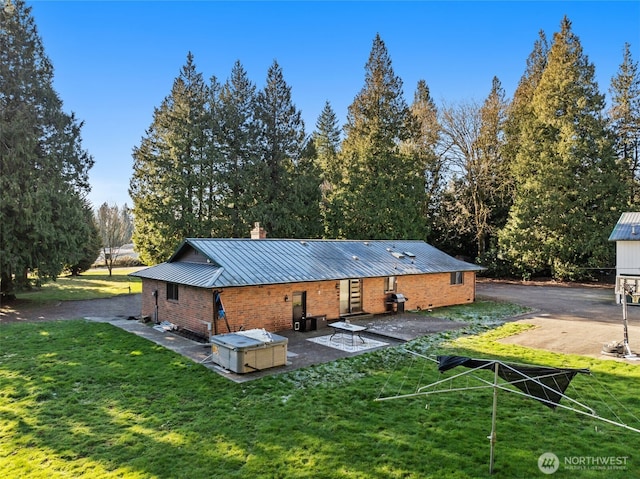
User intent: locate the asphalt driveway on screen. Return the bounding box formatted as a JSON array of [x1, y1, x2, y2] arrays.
[[477, 280, 640, 360]]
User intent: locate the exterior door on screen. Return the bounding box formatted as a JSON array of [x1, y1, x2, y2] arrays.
[[292, 291, 306, 323], [339, 279, 362, 315]]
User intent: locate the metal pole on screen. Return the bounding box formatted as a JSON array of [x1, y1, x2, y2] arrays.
[[621, 285, 638, 358], [489, 362, 499, 474], [622, 287, 631, 355]]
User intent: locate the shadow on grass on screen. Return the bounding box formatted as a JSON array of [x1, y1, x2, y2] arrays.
[[0, 320, 637, 478]]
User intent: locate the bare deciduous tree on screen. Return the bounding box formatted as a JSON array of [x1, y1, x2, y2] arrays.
[[439, 77, 508, 257], [96, 203, 133, 276]]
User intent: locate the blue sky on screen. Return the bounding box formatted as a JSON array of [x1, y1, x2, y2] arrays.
[[28, 1, 640, 209]]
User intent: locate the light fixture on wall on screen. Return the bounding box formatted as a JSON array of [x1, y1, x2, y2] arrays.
[[284, 295, 289, 302]]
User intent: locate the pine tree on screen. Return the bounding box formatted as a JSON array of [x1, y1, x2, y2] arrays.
[[609, 42, 640, 203], [499, 17, 628, 280], [1, 0, 94, 296], [130, 53, 211, 264], [332, 34, 425, 239]]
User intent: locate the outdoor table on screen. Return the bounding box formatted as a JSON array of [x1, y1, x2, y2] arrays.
[[328, 321, 367, 346]]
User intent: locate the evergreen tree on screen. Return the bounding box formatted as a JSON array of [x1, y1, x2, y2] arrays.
[[289, 137, 324, 238], [609, 42, 640, 203], [69, 198, 102, 276], [331, 34, 425, 239], [402, 80, 442, 239], [476, 77, 510, 252], [253, 60, 313, 237], [130, 53, 211, 264], [312, 101, 342, 237], [502, 30, 549, 172], [1, 0, 94, 296], [313, 100, 342, 181], [499, 17, 628, 280], [216, 61, 259, 237]]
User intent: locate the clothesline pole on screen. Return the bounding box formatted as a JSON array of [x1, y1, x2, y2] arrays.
[[489, 362, 499, 474], [622, 285, 634, 357]]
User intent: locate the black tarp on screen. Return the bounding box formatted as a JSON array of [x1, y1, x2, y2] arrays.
[[437, 356, 590, 409]]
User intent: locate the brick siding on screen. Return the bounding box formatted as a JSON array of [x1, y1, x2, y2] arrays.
[[139, 272, 476, 338]]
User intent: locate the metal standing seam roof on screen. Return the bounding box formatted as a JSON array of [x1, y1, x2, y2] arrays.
[[608, 212, 640, 241], [130, 238, 484, 289]]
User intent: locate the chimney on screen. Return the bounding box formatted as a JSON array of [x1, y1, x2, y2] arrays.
[[250, 222, 267, 239]]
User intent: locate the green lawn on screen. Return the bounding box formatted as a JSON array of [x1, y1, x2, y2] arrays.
[[12, 268, 142, 303], [1, 310, 638, 478]]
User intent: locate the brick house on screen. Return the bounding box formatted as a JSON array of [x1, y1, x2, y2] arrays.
[[131, 224, 484, 339]]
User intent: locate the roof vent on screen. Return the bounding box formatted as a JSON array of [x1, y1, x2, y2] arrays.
[[404, 251, 416, 258], [352, 255, 359, 261], [364, 241, 370, 246], [300, 240, 308, 245]]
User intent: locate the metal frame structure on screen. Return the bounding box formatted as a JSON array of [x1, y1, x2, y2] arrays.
[[376, 351, 640, 474], [614, 276, 640, 359]]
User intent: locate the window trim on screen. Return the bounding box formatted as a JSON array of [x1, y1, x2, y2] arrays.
[[167, 282, 179, 301], [384, 276, 397, 293], [450, 271, 464, 285]]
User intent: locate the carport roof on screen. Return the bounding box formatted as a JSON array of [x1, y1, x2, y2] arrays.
[[131, 238, 484, 289], [609, 212, 640, 241]]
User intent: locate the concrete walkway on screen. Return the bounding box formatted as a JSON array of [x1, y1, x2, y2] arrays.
[[85, 313, 459, 383]]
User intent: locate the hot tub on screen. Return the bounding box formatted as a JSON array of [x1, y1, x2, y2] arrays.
[[209, 329, 288, 373]]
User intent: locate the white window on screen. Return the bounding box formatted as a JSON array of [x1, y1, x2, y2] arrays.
[[450, 272, 463, 285], [385, 276, 397, 292]]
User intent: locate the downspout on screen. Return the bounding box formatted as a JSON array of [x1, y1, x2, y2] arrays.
[[152, 289, 159, 324]]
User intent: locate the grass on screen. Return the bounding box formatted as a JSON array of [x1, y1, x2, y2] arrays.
[[11, 268, 142, 304], [1, 305, 638, 478], [419, 300, 532, 332]]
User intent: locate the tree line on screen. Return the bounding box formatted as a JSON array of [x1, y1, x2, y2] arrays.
[[2, 1, 638, 298], [131, 18, 639, 280], [0, 1, 138, 296], [1, 0, 97, 297]]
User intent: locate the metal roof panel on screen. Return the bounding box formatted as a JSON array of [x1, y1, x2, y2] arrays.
[[609, 212, 640, 241], [132, 239, 484, 288], [131, 262, 223, 288]]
